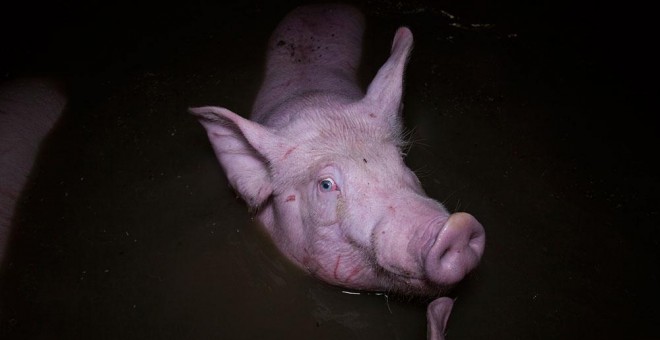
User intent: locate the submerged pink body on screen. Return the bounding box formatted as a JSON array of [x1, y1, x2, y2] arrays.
[[0, 79, 65, 261], [191, 4, 485, 339]]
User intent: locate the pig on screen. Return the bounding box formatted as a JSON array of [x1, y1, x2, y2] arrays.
[[0, 78, 66, 262], [189, 4, 485, 339]]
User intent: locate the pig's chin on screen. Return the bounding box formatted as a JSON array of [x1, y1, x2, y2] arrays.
[[311, 263, 451, 297], [303, 248, 450, 297], [372, 264, 456, 297]]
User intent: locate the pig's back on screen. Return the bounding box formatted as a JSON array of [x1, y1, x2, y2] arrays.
[[251, 4, 365, 126]]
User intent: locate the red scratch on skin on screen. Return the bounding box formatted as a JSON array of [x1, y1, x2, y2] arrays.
[[271, 79, 294, 91], [344, 265, 362, 283], [300, 248, 312, 268], [285, 195, 296, 202], [333, 255, 342, 280], [332, 256, 362, 283], [283, 146, 297, 159]]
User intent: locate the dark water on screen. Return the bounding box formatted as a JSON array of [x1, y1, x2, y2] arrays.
[[1, 0, 657, 339]]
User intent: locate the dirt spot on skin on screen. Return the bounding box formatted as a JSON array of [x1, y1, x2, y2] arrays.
[[336, 193, 346, 218]]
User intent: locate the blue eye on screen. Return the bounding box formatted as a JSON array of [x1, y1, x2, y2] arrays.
[[319, 178, 337, 192]]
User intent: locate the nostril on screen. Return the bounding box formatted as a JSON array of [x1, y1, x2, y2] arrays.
[[468, 221, 486, 258]]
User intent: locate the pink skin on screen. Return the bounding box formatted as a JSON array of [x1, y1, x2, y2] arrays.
[[0, 78, 66, 261], [190, 4, 485, 338], [427, 297, 454, 340]]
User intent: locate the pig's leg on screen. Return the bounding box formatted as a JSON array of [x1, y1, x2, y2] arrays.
[[0, 78, 66, 261], [252, 4, 365, 124], [427, 297, 454, 340]]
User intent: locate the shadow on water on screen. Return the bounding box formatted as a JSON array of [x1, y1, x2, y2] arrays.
[[1, 0, 658, 339]]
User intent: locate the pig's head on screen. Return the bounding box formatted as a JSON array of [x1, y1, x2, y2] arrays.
[[190, 27, 485, 297]]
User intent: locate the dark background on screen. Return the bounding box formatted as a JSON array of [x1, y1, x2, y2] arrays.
[[1, 0, 658, 339]]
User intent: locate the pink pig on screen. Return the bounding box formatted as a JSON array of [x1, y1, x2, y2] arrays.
[[0, 79, 65, 262], [190, 4, 485, 339]]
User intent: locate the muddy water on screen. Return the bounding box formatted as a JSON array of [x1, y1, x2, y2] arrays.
[[1, 1, 658, 339]]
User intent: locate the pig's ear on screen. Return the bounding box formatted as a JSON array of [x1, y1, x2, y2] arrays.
[[363, 27, 414, 133], [189, 106, 285, 207], [427, 297, 454, 340]]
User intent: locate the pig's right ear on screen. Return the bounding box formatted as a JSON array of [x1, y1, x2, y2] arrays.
[[189, 106, 286, 207], [363, 27, 414, 134]]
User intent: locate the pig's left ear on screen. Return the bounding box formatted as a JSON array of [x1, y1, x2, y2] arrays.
[[363, 27, 414, 133], [189, 106, 288, 207]]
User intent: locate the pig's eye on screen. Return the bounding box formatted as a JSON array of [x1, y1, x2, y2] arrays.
[[318, 178, 338, 192]]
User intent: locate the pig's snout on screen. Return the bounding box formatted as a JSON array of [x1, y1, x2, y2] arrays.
[[424, 213, 485, 286]]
